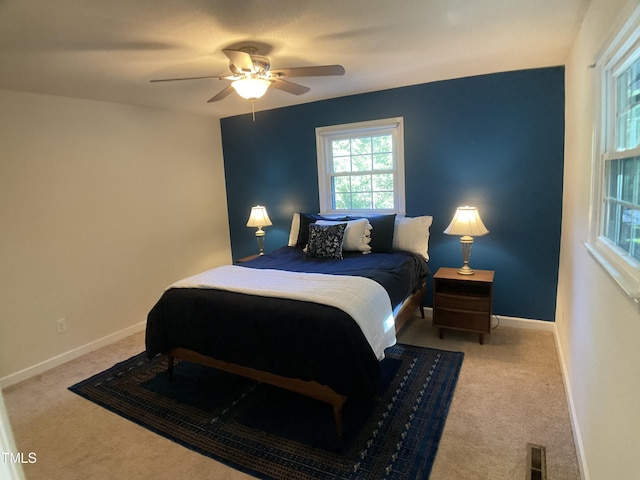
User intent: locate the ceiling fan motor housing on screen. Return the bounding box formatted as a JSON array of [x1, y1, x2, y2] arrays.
[[230, 54, 270, 76]]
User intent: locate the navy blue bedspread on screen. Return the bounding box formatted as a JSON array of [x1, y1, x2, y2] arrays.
[[240, 246, 429, 308], [145, 247, 429, 398]]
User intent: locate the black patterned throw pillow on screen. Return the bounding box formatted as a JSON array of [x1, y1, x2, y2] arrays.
[[305, 223, 347, 259]]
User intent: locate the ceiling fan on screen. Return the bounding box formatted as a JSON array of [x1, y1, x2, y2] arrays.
[[150, 47, 345, 104]]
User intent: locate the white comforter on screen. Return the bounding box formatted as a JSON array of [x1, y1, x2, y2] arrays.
[[169, 265, 397, 360]]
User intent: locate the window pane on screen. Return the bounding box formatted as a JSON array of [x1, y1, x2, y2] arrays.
[[372, 135, 392, 153], [373, 191, 394, 209], [333, 155, 351, 173], [604, 201, 619, 242], [373, 153, 393, 170], [373, 173, 393, 191], [633, 209, 640, 261], [332, 139, 350, 157], [352, 193, 372, 209], [352, 155, 372, 171], [617, 111, 630, 150], [633, 105, 640, 148], [617, 70, 630, 150], [351, 174, 371, 192], [620, 206, 633, 252], [333, 176, 350, 194], [621, 157, 638, 203], [351, 137, 372, 155], [334, 193, 350, 210]]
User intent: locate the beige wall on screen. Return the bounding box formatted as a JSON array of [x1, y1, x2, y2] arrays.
[[559, 0, 640, 478], [0, 90, 231, 381]]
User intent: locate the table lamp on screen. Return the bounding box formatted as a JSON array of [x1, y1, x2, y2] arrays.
[[246, 205, 272, 255], [444, 206, 489, 275]]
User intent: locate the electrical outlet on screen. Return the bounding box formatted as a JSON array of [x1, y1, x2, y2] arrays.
[[56, 318, 67, 334]]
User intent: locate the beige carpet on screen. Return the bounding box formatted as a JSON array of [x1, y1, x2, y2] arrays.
[[3, 315, 580, 479]]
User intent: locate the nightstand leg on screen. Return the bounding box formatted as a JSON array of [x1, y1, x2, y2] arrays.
[[479, 334, 484, 345], [439, 328, 444, 339]]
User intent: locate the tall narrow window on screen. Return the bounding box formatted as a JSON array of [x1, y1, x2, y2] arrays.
[[316, 118, 405, 214], [588, 5, 640, 303]]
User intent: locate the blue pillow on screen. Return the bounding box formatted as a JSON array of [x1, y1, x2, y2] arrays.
[[305, 223, 347, 259], [347, 214, 397, 252], [295, 213, 349, 248], [296, 213, 324, 248]]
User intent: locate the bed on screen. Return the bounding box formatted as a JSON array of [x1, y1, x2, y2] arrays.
[[145, 214, 432, 437]]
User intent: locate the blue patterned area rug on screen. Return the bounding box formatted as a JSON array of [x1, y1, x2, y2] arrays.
[[69, 344, 463, 479]]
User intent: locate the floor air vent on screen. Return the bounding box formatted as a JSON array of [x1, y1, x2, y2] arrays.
[[526, 443, 547, 480]]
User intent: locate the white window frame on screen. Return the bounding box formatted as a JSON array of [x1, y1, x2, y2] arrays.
[[316, 117, 406, 215], [587, 4, 640, 307]]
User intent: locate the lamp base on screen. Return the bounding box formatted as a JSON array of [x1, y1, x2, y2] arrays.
[[457, 235, 476, 275], [457, 265, 475, 275], [255, 229, 266, 255]]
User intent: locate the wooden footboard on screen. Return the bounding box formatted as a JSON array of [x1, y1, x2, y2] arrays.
[[165, 281, 427, 439], [167, 347, 348, 437]]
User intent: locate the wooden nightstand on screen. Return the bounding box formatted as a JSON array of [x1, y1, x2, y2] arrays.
[[432, 267, 494, 344]]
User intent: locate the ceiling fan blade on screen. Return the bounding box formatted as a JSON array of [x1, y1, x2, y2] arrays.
[[223, 49, 255, 73], [150, 75, 227, 83], [207, 85, 235, 103], [270, 78, 310, 95], [270, 65, 345, 78]]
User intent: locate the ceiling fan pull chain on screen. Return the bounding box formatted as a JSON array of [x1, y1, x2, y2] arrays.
[[251, 99, 256, 121]]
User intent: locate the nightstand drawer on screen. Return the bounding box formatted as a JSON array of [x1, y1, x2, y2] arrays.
[[434, 309, 490, 333], [434, 293, 491, 312]]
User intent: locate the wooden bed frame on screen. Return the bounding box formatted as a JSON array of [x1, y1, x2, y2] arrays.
[[165, 281, 427, 439]]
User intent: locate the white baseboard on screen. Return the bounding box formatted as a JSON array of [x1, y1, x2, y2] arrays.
[[0, 321, 146, 389], [493, 314, 556, 331], [552, 323, 590, 480], [422, 307, 556, 332]]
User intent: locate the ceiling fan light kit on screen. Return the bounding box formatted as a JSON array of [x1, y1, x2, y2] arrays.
[[150, 46, 345, 119], [231, 78, 271, 100]]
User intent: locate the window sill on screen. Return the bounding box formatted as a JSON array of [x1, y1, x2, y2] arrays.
[[585, 242, 640, 311]]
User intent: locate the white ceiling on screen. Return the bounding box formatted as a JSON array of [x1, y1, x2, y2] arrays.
[[0, 0, 589, 119]]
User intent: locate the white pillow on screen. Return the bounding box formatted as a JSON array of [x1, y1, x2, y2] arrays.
[[288, 213, 301, 247], [392, 215, 433, 260], [316, 218, 372, 253]]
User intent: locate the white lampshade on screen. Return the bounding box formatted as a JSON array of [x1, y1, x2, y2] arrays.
[[444, 206, 489, 237], [231, 78, 271, 100], [246, 205, 272, 228], [444, 206, 489, 275]]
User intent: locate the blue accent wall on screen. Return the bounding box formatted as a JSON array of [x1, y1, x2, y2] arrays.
[[221, 67, 564, 321]]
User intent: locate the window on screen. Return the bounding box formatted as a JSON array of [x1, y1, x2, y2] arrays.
[[588, 6, 640, 304], [316, 118, 405, 214], [603, 156, 640, 260]]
